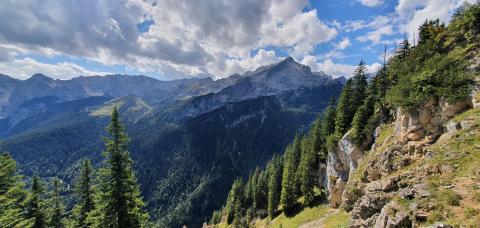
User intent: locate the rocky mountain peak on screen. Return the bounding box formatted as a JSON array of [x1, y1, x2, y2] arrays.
[[27, 73, 54, 82]]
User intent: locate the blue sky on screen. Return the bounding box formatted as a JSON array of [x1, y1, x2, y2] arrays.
[[0, 0, 471, 80]]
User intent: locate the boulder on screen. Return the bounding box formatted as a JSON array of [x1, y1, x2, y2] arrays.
[[366, 178, 396, 192], [374, 202, 412, 228]]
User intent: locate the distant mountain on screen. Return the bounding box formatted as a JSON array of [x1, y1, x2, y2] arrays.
[[0, 57, 344, 227]]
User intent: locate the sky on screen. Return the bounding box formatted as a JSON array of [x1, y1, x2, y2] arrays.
[[0, 0, 474, 80]]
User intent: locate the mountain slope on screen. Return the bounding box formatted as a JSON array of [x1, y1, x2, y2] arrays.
[[0, 58, 343, 227]]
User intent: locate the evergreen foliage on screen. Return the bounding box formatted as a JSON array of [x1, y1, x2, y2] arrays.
[[27, 175, 47, 228], [0, 153, 29, 227], [73, 159, 95, 228], [225, 178, 244, 224], [48, 178, 65, 228], [267, 155, 283, 218], [298, 131, 318, 206], [87, 107, 149, 228], [280, 136, 301, 213]]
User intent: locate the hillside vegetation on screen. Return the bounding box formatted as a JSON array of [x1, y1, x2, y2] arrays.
[[210, 2, 480, 227]]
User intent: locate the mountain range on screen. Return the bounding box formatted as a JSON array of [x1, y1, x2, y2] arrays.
[[0, 57, 344, 227]]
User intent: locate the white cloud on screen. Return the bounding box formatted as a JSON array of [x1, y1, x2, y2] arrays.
[[357, 0, 384, 7], [302, 55, 380, 78], [335, 38, 351, 50], [357, 25, 393, 44], [0, 0, 338, 79], [0, 58, 107, 80], [396, 0, 471, 41]]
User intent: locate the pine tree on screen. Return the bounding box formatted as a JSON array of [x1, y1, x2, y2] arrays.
[[253, 170, 268, 211], [87, 107, 149, 228], [225, 178, 244, 224], [267, 155, 282, 218], [396, 37, 410, 60], [351, 60, 368, 111], [0, 153, 29, 227], [351, 84, 376, 146], [26, 175, 47, 228], [319, 100, 336, 160], [334, 79, 353, 137], [49, 178, 65, 228], [280, 136, 301, 213], [74, 159, 95, 228], [244, 170, 254, 209], [298, 132, 318, 206], [232, 198, 245, 228]]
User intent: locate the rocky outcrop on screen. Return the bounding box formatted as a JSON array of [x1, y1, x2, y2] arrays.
[[328, 96, 476, 227], [394, 99, 472, 143], [326, 131, 364, 207]]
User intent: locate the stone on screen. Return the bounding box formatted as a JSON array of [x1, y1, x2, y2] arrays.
[[446, 121, 461, 135], [460, 120, 473, 130], [374, 202, 412, 228], [398, 188, 414, 200], [413, 183, 431, 198], [407, 129, 424, 141], [351, 192, 389, 220], [366, 178, 396, 192]]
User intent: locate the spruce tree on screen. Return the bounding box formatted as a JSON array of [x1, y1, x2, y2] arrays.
[[88, 107, 149, 228], [334, 79, 353, 137], [225, 178, 244, 224], [74, 159, 95, 228], [280, 136, 301, 213], [0, 153, 29, 227], [26, 175, 47, 228], [351, 60, 368, 111], [49, 178, 65, 228], [253, 170, 268, 211], [267, 155, 282, 218], [298, 133, 318, 206]]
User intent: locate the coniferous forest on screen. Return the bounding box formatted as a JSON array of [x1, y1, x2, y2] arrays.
[[1, 107, 149, 228]]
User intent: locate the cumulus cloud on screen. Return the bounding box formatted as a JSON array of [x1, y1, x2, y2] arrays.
[[395, 0, 469, 40], [357, 25, 393, 44], [335, 38, 351, 50], [357, 0, 384, 7], [0, 58, 107, 80], [302, 55, 380, 78], [0, 0, 337, 79]]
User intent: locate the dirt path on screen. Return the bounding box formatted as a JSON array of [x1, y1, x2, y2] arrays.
[[298, 208, 339, 228]]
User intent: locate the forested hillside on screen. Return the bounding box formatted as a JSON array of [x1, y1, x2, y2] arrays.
[[211, 2, 480, 227], [0, 58, 343, 227], [0, 107, 149, 227]]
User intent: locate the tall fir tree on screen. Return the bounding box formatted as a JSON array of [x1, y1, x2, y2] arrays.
[[74, 159, 95, 228], [253, 170, 268, 211], [334, 79, 353, 138], [298, 132, 318, 206], [49, 178, 65, 228], [351, 60, 368, 112], [87, 107, 149, 228], [225, 178, 244, 224], [267, 155, 282, 218], [26, 175, 47, 228], [280, 135, 301, 213], [0, 153, 29, 227]]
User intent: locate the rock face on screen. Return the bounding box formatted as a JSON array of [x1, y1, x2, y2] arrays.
[[394, 99, 472, 143], [326, 131, 363, 207]]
